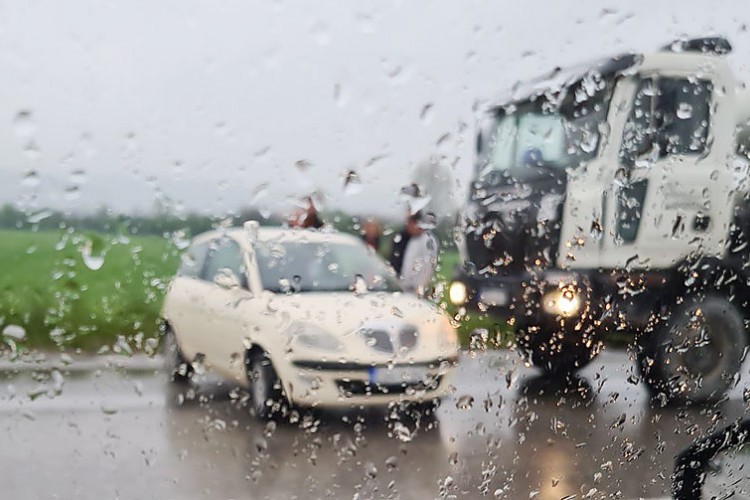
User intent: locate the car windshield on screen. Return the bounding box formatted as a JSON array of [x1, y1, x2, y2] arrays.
[[477, 71, 615, 184], [255, 240, 400, 293]]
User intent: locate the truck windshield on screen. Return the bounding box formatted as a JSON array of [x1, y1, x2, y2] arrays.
[[477, 72, 615, 183]]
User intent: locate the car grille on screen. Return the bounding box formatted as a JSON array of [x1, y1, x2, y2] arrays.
[[361, 325, 418, 353], [336, 376, 442, 396]]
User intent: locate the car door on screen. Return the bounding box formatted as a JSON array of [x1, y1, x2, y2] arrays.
[[191, 236, 253, 380], [599, 60, 736, 270], [163, 238, 211, 361]]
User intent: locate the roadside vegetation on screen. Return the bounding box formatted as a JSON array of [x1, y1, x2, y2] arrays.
[[0, 223, 507, 352], [0, 229, 179, 351]]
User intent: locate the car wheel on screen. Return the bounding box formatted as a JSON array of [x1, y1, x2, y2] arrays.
[[247, 351, 287, 420], [639, 295, 747, 405], [163, 325, 193, 384]]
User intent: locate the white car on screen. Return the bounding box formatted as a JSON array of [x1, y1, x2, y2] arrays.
[[161, 222, 459, 419]]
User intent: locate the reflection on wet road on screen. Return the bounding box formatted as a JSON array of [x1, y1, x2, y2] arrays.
[[1, 349, 748, 499]]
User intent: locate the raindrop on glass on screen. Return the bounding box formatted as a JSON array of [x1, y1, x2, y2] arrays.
[[343, 170, 362, 196]]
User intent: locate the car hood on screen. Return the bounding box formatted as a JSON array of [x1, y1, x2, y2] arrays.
[[259, 291, 457, 360]]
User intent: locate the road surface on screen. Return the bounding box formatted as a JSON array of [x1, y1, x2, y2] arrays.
[[0, 348, 748, 499]]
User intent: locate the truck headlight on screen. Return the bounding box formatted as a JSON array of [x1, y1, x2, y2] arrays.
[[541, 286, 581, 317], [449, 281, 468, 305]]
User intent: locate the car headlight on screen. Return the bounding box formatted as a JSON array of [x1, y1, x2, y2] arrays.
[[541, 286, 582, 317], [289, 323, 343, 353], [449, 281, 468, 305]]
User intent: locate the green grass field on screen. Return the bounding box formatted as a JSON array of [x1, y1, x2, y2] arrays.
[[0, 229, 510, 351], [0, 229, 179, 351]]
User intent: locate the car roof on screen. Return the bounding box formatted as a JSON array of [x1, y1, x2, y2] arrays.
[[191, 226, 362, 247]]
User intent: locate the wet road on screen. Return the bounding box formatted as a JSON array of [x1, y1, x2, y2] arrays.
[[1, 349, 748, 499]]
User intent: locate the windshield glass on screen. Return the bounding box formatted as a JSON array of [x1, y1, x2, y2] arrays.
[[477, 72, 615, 183], [255, 240, 400, 293]]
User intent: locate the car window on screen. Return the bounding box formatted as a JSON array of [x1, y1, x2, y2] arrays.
[[202, 238, 247, 286], [177, 241, 209, 278], [254, 240, 400, 293]]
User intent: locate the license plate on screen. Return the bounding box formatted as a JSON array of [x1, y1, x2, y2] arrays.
[[368, 365, 429, 385], [480, 287, 509, 306]]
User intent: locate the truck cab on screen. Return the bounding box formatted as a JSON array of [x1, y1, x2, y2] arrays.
[[450, 37, 750, 404]]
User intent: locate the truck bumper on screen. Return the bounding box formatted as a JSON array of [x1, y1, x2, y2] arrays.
[[449, 270, 591, 328]]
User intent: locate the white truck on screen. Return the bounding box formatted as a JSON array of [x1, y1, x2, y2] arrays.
[[449, 37, 750, 404]]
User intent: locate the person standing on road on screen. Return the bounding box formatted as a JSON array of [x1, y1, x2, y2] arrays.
[[400, 213, 438, 296], [288, 197, 324, 229], [388, 212, 418, 276], [361, 218, 382, 252]]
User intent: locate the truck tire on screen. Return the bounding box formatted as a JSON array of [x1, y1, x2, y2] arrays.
[[638, 295, 747, 405], [519, 325, 601, 377]]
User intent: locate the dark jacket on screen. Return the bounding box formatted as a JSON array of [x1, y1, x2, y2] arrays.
[[388, 229, 411, 276]]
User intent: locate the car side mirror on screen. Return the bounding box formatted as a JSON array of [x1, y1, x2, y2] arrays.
[[672, 417, 750, 499], [213, 268, 243, 290]]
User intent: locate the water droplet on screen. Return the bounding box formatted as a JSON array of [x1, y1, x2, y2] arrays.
[[356, 12, 375, 34], [353, 275, 368, 295], [309, 20, 331, 45], [70, 169, 87, 185], [364, 462, 378, 478], [392, 421, 413, 442], [295, 159, 313, 171], [2, 325, 26, 341], [420, 103, 434, 124], [79, 240, 106, 271], [64, 185, 80, 201], [27, 209, 52, 224], [455, 395, 474, 410], [343, 170, 362, 196], [170, 230, 190, 250], [21, 169, 40, 188], [254, 146, 271, 159], [13, 110, 36, 139], [676, 102, 693, 120], [100, 404, 118, 415]]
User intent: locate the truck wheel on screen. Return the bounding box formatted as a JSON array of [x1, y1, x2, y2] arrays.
[[638, 295, 746, 405], [163, 326, 193, 384], [519, 326, 601, 377], [246, 351, 288, 420]]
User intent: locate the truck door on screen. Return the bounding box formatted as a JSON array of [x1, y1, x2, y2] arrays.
[[599, 61, 736, 270], [556, 73, 634, 270]]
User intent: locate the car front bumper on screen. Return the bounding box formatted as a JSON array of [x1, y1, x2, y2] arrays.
[[282, 356, 457, 408]]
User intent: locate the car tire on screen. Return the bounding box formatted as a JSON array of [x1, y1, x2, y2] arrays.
[[163, 325, 193, 384], [638, 295, 747, 405], [247, 351, 287, 420]]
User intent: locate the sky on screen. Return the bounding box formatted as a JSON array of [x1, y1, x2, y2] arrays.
[[1, 0, 748, 221]]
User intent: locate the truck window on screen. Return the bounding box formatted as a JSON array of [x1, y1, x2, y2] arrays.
[[620, 76, 712, 166]]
